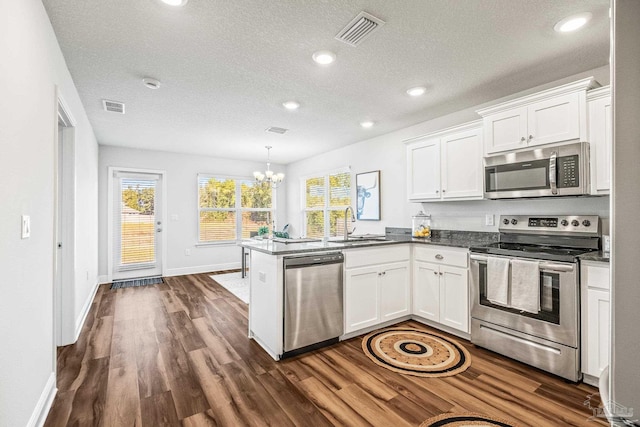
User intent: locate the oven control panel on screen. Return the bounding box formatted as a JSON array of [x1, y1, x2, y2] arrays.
[[499, 215, 599, 236]]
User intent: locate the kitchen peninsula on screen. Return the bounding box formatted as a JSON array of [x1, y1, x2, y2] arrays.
[[241, 230, 496, 360]]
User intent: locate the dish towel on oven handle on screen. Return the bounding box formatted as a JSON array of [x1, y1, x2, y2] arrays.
[[487, 257, 510, 306], [510, 259, 540, 314]]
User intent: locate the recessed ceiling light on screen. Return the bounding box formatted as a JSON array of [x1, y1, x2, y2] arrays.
[[142, 77, 161, 89], [360, 121, 375, 128], [160, 0, 188, 6], [406, 86, 427, 97], [282, 101, 300, 110], [312, 50, 336, 65], [554, 12, 592, 32]]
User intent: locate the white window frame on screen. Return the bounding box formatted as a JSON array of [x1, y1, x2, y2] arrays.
[[301, 167, 351, 238], [198, 174, 276, 244]]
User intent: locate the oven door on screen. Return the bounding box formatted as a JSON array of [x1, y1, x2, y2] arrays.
[[470, 254, 579, 348]]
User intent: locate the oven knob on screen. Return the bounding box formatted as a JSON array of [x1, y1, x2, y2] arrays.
[[503, 218, 510, 225], [582, 220, 591, 227], [511, 219, 518, 225], [561, 219, 569, 226], [571, 220, 580, 227]]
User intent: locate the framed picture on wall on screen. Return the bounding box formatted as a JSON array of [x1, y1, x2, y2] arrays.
[[356, 170, 380, 221]]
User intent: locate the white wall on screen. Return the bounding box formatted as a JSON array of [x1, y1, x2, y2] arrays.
[[611, 0, 640, 421], [98, 146, 286, 279], [0, 1, 99, 426], [285, 66, 610, 237]]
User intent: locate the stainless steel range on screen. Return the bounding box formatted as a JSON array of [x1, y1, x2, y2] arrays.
[[470, 215, 600, 381]]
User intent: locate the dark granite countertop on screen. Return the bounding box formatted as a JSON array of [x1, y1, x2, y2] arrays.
[[579, 251, 610, 263], [240, 229, 499, 255], [386, 229, 498, 249]]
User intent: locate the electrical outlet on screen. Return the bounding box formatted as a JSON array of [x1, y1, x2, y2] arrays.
[[485, 214, 494, 226], [259, 271, 266, 282], [185, 248, 191, 256], [21, 215, 30, 239]]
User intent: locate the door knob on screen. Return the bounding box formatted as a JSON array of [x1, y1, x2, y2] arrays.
[[157, 228, 162, 232]]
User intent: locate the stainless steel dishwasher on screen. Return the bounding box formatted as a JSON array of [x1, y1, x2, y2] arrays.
[[283, 252, 344, 358]]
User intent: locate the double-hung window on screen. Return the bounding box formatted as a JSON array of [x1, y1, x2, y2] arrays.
[[198, 175, 274, 242], [303, 169, 351, 238]]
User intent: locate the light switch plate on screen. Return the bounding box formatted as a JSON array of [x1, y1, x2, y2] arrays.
[[21, 215, 31, 239]]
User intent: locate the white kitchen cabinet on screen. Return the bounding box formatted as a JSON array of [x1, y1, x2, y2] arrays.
[[379, 262, 411, 321], [580, 261, 610, 384], [405, 121, 483, 202], [413, 260, 440, 321], [478, 77, 597, 155], [344, 245, 411, 334], [439, 265, 469, 331], [406, 138, 440, 200], [344, 265, 380, 332], [441, 127, 484, 199], [412, 245, 469, 333], [587, 86, 612, 195]]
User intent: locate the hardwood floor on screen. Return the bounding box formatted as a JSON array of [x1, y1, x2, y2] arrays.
[[45, 272, 607, 427]]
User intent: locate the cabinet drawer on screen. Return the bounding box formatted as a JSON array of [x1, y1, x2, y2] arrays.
[[413, 245, 468, 268], [345, 245, 410, 269], [582, 262, 610, 291]]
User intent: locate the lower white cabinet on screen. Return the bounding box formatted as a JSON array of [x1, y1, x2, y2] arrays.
[[344, 245, 411, 334], [581, 261, 610, 381], [412, 246, 469, 333]]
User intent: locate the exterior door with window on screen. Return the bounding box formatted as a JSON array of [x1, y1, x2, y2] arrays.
[[112, 171, 163, 280]]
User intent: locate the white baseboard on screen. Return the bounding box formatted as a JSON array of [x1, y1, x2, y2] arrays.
[[165, 262, 240, 277], [73, 281, 100, 343], [97, 274, 109, 284], [27, 372, 57, 427]]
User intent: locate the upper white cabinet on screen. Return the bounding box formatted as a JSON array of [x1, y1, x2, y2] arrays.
[[587, 86, 612, 195], [477, 77, 598, 155], [406, 137, 441, 200], [405, 121, 483, 202]]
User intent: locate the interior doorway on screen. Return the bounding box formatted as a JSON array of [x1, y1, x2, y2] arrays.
[[54, 95, 76, 347]]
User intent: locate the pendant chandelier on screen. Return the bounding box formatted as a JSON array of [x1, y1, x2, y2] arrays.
[[253, 146, 284, 187]]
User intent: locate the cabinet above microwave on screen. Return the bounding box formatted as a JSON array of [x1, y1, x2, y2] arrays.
[[477, 77, 600, 155]]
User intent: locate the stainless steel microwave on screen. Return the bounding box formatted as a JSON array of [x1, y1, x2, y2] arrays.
[[484, 141, 590, 199]]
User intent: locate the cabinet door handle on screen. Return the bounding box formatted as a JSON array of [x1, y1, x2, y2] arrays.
[[433, 271, 438, 275], [520, 136, 526, 142], [528, 134, 533, 141], [435, 254, 444, 260], [439, 272, 443, 275], [442, 189, 446, 193], [435, 190, 439, 193]]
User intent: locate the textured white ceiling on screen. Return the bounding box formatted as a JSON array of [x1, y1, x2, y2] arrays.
[[42, 0, 610, 164]]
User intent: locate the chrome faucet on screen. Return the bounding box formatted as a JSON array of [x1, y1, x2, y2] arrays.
[[344, 206, 356, 240]]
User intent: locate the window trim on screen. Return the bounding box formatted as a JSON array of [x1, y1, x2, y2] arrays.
[[198, 174, 275, 243], [301, 167, 351, 238]]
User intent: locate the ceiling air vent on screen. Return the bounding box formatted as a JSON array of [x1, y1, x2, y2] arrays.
[[102, 99, 125, 114], [266, 127, 288, 134], [335, 11, 385, 47]]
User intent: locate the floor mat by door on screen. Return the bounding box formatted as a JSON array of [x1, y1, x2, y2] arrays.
[[110, 276, 164, 289]]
